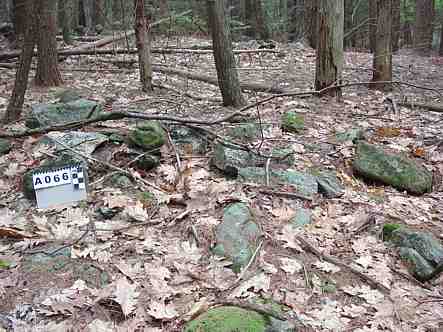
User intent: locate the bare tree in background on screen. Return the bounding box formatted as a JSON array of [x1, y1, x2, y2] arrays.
[[392, 0, 400, 51], [35, 0, 63, 86], [315, 0, 344, 96], [369, 0, 376, 52], [414, 0, 435, 56], [440, 13, 443, 56], [304, 0, 318, 48], [134, 0, 153, 92], [371, 0, 392, 91], [4, 0, 36, 123], [206, 0, 245, 107]]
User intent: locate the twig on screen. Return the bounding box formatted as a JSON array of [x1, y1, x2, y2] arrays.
[[295, 235, 391, 295], [259, 189, 313, 201], [228, 240, 264, 290]]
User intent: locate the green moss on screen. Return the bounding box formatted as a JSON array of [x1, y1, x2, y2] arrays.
[[281, 112, 304, 133], [0, 259, 11, 269], [185, 306, 267, 332], [383, 223, 403, 241], [128, 121, 166, 151]]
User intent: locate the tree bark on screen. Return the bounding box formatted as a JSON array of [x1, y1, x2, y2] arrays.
[[368, 0, 376, 52], [304, 0, 318, 48], [440, 15, 443, 56], [254, 0, 271, 40], [83, 0, 94, 33], [95, 0, 106, 28], [414, 0, 435, 56], [158, 0, 169, 17], [371, 0, 392, 91], [391, 0, 400, 51], [4, 0, 36, 123], [35, 0, 63, 87], [206, 0, 245, 107], [314, 0, 344, 96], [134, 0, 153, 92], [13, 0, 26, 40]]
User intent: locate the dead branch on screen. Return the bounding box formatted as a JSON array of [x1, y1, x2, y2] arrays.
[[398, 102, 443, 113], [295, 235, 391, 295]]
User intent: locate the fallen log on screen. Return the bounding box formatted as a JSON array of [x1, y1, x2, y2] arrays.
[[399, 102, 443, 113], [0, 10, 192, 61], [152, 65, 287, 94]]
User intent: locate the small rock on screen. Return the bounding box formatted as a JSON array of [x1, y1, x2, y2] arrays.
[[0, 138, 11, 155], [110, 174, 133, 188], [313, 170, 345, 198], [212, 142, 258, 176], [353, 142, 433, 194], [213, 203, 261, 272], [128, 121, 166, 151], [97, 207, 121, 220], [281, 111, 304, 133], [227, 123, 268, 141], [134, 154, 160, 171], [290, 208, 312, 228], [335, 128, 365, 143], [26, 99, 103, 128]]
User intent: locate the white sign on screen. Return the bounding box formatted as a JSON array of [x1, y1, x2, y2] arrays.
[[32, 165, 87, 209]]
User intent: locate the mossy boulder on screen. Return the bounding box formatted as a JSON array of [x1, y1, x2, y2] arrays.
[[353, 142, 432, 195], [399, 247, 436, 282], [281, 112, 304, 133], [134, 154, 160, 171], [213, 203, 261, 272], [26, 99, 103, 128], [128, 121, 166, 151], [0, 138, 11, 155], [185, 306, 268, 332], [23, 154, 86, 200]]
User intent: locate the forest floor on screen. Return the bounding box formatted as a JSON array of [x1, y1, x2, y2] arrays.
[[0, 35, 443, 332]]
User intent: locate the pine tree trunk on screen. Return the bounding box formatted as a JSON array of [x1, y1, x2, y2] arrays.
[[35, 0, 63, 87], [4, 0, 36, 123], [59, 0, 73, 44], [134, 0, 153, 92], [314, 0, 344, 96], [304, 0, 317, 48], [368, 0, 376, 52], [414, 0, 435, 56], [392, 0, 400, 51], [371, 0, 392, 91], [206, 0, 245, 107]]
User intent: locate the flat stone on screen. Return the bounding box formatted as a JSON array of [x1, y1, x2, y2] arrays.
[[26, 99, 103, 128], [212, 143, 261, 177], [353, 142, 433, 194], [213, 203, 261, 272], [313, 170, 345, 198], [40, 131, 108, 157], [238, 167, 318, 198]]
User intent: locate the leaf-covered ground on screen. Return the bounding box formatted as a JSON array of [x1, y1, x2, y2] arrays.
[[0, 35, 443, 331]]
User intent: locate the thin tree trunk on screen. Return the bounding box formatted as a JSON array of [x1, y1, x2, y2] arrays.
[[414, 0, 435, 56], [13, 0, 27, 41], [83, 0, 94, 33], [368, 0, 376, 52], [4, 0, 36, 123], [392, 0, 400, 51], [314, 0, 344, 96], [134, 0, 153, 92], [371, 0, 392, 91], [95, 0, 105, 28], [158, 0, 169, 17], [35, 0, 63, 87], [254, 0, 271, 40], [440, 16, 443, 56], [59, 0, 73, 44], [206, 0, 245, 107]]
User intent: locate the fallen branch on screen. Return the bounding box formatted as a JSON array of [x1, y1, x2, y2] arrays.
[[398, 102, 443, 113], [295, 235, 391, 295], [259, 189, 313, 201]]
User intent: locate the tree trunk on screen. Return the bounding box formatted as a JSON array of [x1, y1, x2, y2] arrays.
[[59, 0, 73, 45], [314, 0, 344, 96], [304, 0, 317, 48], [158, 0, 169, 17], [95, 0, 106, 28], [134, 0, 153, 92], [4, 0, 36, 123], [344, 0, 354, 48], [414, 0, 435, 56], [254, 0, 270, 40], [371, 0, 392, 91], [368, 0, 376, 52], [83, 0, 94, 33], [206, 0, 245, 107], [392, 0, 400, 51], [289, 0, 304, 41], [440, 15, 443, 56], [35, 0, 63, 87], [13, 0, 27, 40]]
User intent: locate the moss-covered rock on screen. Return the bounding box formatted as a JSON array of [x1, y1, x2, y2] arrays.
[[110, 174, 133, 188], [213, 203, 261, 272], [399, 247, 435, 282], [134, 154, 160, 171], [212, 143, 260, 177], [128, 121, 166, 151], [238, 167, 318, 199], [311, 169, 345, 198], [227, 123, 269, 141], [353, 142, 433, 194], [382, 223, 402, 241], [185, 306, 268, 332], [26, 99, 103, 128], [0, 138, 11, 155], [281, 112, 304, 133], [335, 128, 365, 143]]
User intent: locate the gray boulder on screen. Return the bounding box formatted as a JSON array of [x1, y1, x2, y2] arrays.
[[312, 170, 345, 198]]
